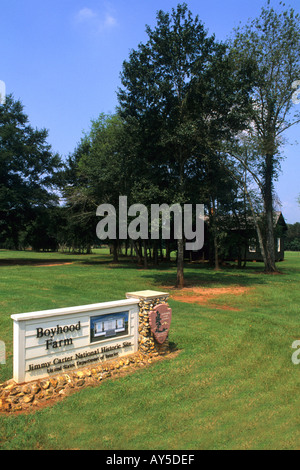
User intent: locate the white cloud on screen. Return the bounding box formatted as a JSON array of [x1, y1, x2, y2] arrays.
[[74, 6, 117, 33], [76, 7, 97, 22], [104, 13, 117, 28]]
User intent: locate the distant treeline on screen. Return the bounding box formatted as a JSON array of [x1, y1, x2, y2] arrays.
[[285, 223, 300, 251]]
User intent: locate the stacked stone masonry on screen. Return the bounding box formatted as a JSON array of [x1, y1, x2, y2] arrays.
[[0, 351, 171, 413], [134, 295, 170, 356]]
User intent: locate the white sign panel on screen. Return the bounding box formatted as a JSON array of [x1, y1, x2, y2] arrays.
[[11, 298, 139, 383]]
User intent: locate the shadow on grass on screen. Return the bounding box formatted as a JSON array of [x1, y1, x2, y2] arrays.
[[139, 263, 269, 289], [0, 252, 110, 266], [83, 256, 271, 288], [0, 253, 285, 291], [81, 259, 178, 270], [0, 258, 80, 266]]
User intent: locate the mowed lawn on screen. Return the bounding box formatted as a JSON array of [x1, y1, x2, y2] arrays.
[[0, 249, 299, 450]]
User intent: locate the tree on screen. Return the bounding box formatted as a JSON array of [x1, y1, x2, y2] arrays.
[[22, 205, 62, 252], [118, 3, 252, 286], [200, 152, 246, 269], [62, 113, 130, 259], [0, 94, 62, 249], [229, 3, 300, 272]]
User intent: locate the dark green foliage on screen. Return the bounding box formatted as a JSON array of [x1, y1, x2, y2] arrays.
[[117, 3, 253, 283], [0, 95, 62, 250], [285, 223, 300, 251]]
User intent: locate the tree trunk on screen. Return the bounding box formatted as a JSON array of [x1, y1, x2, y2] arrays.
[[165, 240, 171, 262], [176, 238, 184, 288], [214, 235, 220, 270], [237, 245, 242, 269], [211, 201, 220, 270], [159, 239, 164, 262], [132, 240, 142, 264], [176, 154, 185, 288], [143, 239, 148, 269], [263, 154, 277, 273], [153, 240, 158, 267], [11, 227, 19, 251], [242, 178, 268, 269], [264, 207, 277, 272], [112, 240, 118, 263]]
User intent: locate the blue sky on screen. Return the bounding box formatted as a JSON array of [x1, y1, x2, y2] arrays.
[[1, 0, 300, 223]]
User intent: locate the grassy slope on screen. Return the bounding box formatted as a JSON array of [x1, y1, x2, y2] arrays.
[[0, 250, 299, 450]]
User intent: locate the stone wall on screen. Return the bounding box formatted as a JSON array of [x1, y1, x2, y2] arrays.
[[0, 351, 164, 413], [126, 290, 170, 356]]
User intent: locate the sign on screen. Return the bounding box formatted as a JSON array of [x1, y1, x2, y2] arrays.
[[11, 298, 140, 383], [149, 304, 172, 344]]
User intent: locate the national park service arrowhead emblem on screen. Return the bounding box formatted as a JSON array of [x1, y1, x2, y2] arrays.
[[149, 304, 172, 344]]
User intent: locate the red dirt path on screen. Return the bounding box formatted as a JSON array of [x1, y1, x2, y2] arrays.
[[166, 286, 250, 311]]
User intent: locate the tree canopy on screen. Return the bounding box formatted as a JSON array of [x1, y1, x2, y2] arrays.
[[117, 3, 254, 285], [0, 94, 62, 249], [228, 3, 300, 271]]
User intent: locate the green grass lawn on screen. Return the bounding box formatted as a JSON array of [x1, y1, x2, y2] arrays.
[[0, 249, 299, 450]]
